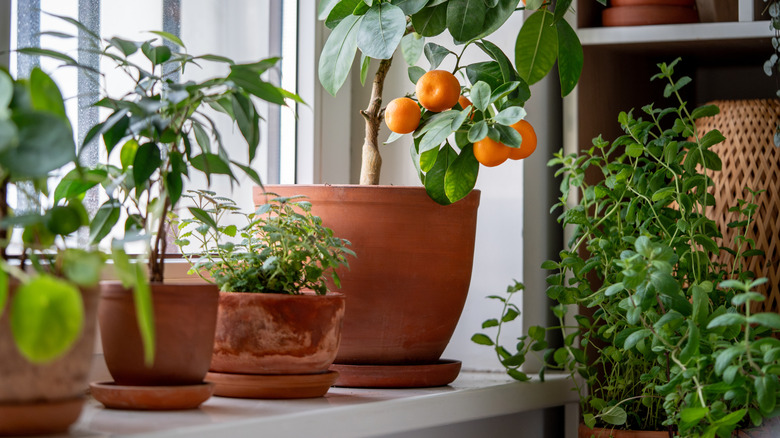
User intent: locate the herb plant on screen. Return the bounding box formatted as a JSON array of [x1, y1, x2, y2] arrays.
[[174, 190, 354, 295], [474, 60, 780, 437], [317, 0, 586, 204]]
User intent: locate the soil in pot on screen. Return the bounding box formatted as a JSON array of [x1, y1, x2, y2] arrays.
[[0, 285, 98, 436]]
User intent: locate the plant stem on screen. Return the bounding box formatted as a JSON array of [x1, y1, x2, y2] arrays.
[[149, 196, 170, 283], [0, 177, 8, 261], [359, 57, 393, 185]]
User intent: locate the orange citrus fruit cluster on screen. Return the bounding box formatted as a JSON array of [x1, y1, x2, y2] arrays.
[[383, 69, 537, 167]]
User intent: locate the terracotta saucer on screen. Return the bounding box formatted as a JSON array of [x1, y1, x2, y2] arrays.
[[330, 359, 462, 388], [206, 371, 339, 399], [90, 381, 214, 410], [0, 396, 84, 435]]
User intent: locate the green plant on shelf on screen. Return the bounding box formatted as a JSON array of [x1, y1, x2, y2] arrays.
[[474, 59, 780, 437], [173, 190, 354, 295]]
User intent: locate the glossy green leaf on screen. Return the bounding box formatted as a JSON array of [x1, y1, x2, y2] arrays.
[[555, 18, 583, 97], [393, 0, 428, 14], [470, 81, 491, 112], [600, 406, 627, 425], [54, 168, 106, 202], [425, 143, 458, 205], [120, 139, 139, 170], [424, 43, 452, 70], [189, 207, 218, 230], [680, 407, 709, 424], [46, 206, 84, 236], [471, 333, 494, 345], [447, 0, 487, 43], [141, 43, 172, 65], [90, 200, 121, 244], [515, 10, 558, 85], [10, 275, 83, 363], [401, 33, 424, 66], [62, 249, 104, 287], [468, 120, 488, 143], [319, 0, 343, 20], [476, 40, 517, 84], [149, 30, 186, 48], [749, 313, 780, 329], [357, 3, 406, 60], [166, 171, 183, 207], [475, 0, 521, 39], [1, 112, 75, 177], [228, 68, 286, 105], [410, 3, 447, 37], [132, 263, 155, 366], [132, 142, 162, 191], [319, 14, 362, 96], [191, 153, 233, 177], [444, 143, 479, 203], [29, 68, 67, 120], [494, 106, 526, 125], [465, 61, 504, 90], [408, 66, 426, 83], [494, 123, 522, 148]]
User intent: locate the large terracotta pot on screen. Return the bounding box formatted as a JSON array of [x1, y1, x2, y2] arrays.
[[210, 291, 345, 374], [578, 424, 669, 438], [98, 282, 219, 385], [0, 284, 98, 435], [255, 185, 480, 364]]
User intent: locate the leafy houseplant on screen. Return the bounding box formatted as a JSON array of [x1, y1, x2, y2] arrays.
[[0, 67, 106, 434], [173, 191, 353, 398], [317, 0, 585, 204], [474, 60, 780, 437]]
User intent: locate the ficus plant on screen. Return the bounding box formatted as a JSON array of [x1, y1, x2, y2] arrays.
[[474, 60, 780, 437], [0, 66, 105, 364], [172, 190, 354, 295], [317, 0, 592, 205], [26, 17, 301, 363]]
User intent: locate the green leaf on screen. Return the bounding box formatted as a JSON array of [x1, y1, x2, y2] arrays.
[[90, 200, 121, 245], [401, 32, 424, 66], [494, 107, 526, 126], [1, 112, 75, 178], [120, 139, 139, 170], [62, 249, 104, 287], [749, 313, 780, 329], [444, 143, 479, 203], [357, 3, 406, 60], [552, 0, 574, 23], [515, 10, 558, 85], [149, 30, 186, 48], [232, 93, 260, 152], [651, 187, 675, 202], [54, 168, 106, 202], [228, 68, 286, 106], [189, 206, 218, 230], [623, 328, 650, 350], [471, 333, 494, 346], [471, 81, 491, 112], [132, 263, 155, 366], [166, 172, 183, 207], [191, 153, 233, 176], [679, 320, 700, 364], [680, 407, 709, 424], [691, 104, 720, 120], [319, 14, 362, 96], [600, 406, 627, 425], [359, 53, 371, 85], [465, 61, 504, 91], [555, 18, 582, 97], [410, 3, 447, 37], [16, 48, 78, 66], [10, 275, 83, 363], [468, 120, 488, 142], [494, 123, 522, 148], [408, 66, 426, 84], [756, 376, 777, 414], [424, 43, 452, 70], [29, 68, 67, 120], [141, 43, 172, 65], [132, 142, 162, 191], [447, 0, 487, 43], [715, 345, 744, 374], [699, 129, 726, 149], [425, 144, 458, 205], [418, 113, 459, 152], [324, 0, 361, 28], [46, 206, 84, 236], [626, 142, 644, 157], [475, 0, 522, 40]]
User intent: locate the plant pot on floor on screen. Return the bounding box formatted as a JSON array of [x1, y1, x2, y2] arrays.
[[0, 286, 98, 436], [92, 282, 219, 410], [205, 291, 345, 399], [255, 185, 480, 388]]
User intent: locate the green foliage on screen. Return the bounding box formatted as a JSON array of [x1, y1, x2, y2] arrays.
[[475, 61, 780, 436], [318, 0, 583, 205], [174, 190, 354, 295]]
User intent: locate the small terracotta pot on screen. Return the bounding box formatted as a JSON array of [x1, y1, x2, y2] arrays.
[[0, 284, 98, 435], [257, 185, 480, 365], [578, 424, 669, 437], [602, 5, 699, 27], [98, 282, 219, 386], [211, 291, 345, 374]]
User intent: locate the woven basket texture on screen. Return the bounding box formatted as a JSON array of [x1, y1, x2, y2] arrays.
[[695, 99, 780, 314]]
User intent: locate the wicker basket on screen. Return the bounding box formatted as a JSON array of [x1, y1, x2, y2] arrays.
[[695, 99, 780, 313]]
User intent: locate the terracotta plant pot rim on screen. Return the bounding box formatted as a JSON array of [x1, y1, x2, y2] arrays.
[[220, 290, 344, 297], [100, 281, 218, 300], [258, 184, 481, 207]]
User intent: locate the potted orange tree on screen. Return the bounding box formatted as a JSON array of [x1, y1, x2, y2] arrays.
[[173, 190, 353, 398], [0, 67, 106, 435], [262, 0, 584, 387]]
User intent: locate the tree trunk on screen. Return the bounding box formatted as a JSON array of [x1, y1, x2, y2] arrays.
[[148, 198, 170, 283], [359, 57, 393, 186]]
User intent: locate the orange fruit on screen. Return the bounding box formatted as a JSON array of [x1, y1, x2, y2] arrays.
[[508, 119, 537, 160], [384, 97, 421, 134], [473, 137, 510, 167], [415, 70, 461, 113], [458, 95, 472, 110]]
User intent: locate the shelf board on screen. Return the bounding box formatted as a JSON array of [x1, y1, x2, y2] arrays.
[[578, 20, 773, 48], [70, 372, 579, 438]]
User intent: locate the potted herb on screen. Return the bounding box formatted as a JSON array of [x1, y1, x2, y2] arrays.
[[0, 67, 105, 434], [31, 20, 301, 409], [173, 190, 353, 399], [263, 0, 584, 389], [475, 61, 780, 436]]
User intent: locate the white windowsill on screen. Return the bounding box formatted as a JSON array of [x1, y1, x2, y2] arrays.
[[68, 372, 578, 438]]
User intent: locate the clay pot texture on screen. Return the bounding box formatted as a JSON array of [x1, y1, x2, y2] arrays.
[[256, 185, 480, 365], [211, 291, 345, 374], [0, 284, 98, 435], [578, 424, 669, 437], [99, 282, 219, 385]]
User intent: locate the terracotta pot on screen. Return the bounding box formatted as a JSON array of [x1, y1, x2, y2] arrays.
[[602, 5, 699, 26], [578, 424, 669, 437], [0, 284, 98, 435], [255, 185, 480, 365], [211, 291, 345, 374], [98, 282, 219, 385]]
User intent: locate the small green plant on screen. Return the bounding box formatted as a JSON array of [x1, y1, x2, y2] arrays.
[[173, 190, 354, 295], [474, 59, 780, 436]]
